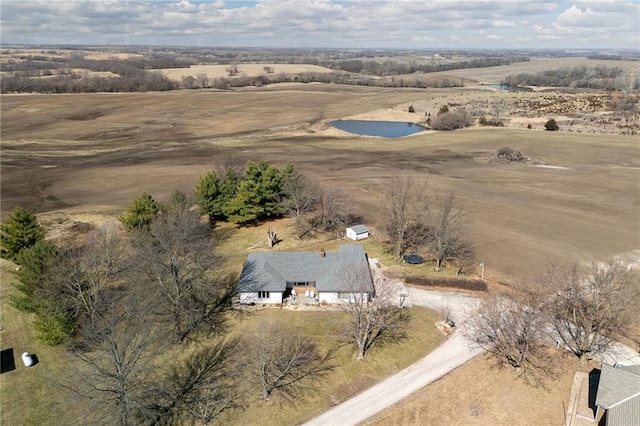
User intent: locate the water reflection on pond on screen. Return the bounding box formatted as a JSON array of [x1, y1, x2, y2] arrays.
[[485, 84, 533, 92], [331, 120, 426, 138]]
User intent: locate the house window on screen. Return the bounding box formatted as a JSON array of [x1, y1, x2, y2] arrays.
[[287, 281, 316, 287], [258, 291, 270, 299], [338, 292, 351, 300]]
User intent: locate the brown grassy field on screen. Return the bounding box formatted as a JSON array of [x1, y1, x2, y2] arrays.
[[1, 58, 638, 425], [2, 83, 638, 282], [159, 63, 336, 80], [364, 352, 598, 426]]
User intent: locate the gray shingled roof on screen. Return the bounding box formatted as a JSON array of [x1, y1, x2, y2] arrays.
[[347, 225, 369, 234], [237, 245, 373, 293], [595, 364, 640, 426]]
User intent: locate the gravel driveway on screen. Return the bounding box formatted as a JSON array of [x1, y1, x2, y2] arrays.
[[303, 288, 483, 426], [304, 286, 640, 426]]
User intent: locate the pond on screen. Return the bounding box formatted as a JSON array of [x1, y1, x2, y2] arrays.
[[485, 84, 533, 92], [330, 120, 426, 138]]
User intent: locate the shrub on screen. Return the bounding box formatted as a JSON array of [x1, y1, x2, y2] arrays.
[[431, 109, 472, 131], [478, 116, 504, 127], [408, 105, 415, 113], [610, 92, 639, 112], [492, 146, 527, 163], [405, 276, 487, 292], [544, 118, 559, 131], [437, 104, 449, 116]]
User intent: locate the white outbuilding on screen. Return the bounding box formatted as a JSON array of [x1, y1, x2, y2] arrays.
[[346, 225, 369, 241]]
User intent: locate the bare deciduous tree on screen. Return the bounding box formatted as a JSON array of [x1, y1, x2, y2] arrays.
[[243, 320, 333, 402], [467, 260, 640, 386], [378, 175, 430, 259], [339, 265, 411, 360], [427, 193, 474, 272], [134, 192, 237, 343], [69, 290, 167, 426], [225, 64, 238, 76], [491, 97, 510, 119], [196, 73, 210, 88], [63, 213, 243, 425], [144, 341, 243, 425], [70, 292, 242, 426], [64, 225, 127, 332], [464, 283, 553, 386], [547, 261, 640, 361], [315, 183, 351, 232], [281, 172, 319, 239]]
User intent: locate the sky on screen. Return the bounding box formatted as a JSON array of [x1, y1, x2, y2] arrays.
[[1, 0, 639, 50]]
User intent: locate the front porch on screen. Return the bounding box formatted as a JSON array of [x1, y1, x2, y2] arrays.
[[288, 286, 319, 306]]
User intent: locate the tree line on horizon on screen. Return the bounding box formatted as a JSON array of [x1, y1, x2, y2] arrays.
[[1, 52, 528, 93], [501, 65, 640, 91]]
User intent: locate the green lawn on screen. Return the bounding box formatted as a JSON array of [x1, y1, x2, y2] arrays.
[[226, 307, 444, 426], [0, 265, 73, 425], [214, 218, 344, 274], [1, 223, 448, 425], [359, 238, 465, 280]]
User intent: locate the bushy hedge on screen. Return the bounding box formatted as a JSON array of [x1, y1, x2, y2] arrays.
[[478, 116, 504, 127], [405, 276, 487, 292], [431, 109, 472, 131]]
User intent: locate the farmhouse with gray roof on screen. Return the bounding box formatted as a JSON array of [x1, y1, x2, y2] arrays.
[[595, 363, 640, 426], [237, 245, 374, 305]]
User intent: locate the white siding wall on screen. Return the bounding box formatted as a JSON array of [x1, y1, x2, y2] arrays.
[[318, 292, 370, 304], [239, 292, 283, 304], [346, 228, 369, 240]]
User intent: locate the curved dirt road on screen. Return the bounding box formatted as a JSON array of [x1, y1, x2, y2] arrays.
[[304, 288, 482, 426]]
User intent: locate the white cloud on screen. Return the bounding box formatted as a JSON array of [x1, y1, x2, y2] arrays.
[[531, 1, 639, 47], [492, 20, 516, 28], [0, 0, 637, 48], [557, 5, 602, 25]]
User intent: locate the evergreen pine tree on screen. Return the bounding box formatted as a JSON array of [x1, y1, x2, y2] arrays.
[[0, 206, 45, 262], [117, 192, 160, 232]]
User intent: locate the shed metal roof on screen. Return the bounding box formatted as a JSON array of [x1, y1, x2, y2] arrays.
[[347, 225, 369, 234]]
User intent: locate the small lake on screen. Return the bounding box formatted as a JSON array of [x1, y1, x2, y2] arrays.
[[331, 120, 426, 138], [486, 84, 533, 92]]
